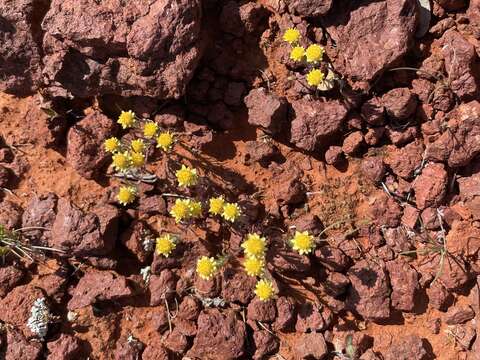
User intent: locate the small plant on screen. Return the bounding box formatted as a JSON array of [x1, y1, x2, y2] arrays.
[[254, 279, 276, 301], [27, 298, 51, 339], [243, 257, 265, 277], [117, 110, 136, 129], [175, 165, 199, 188], [290, 230, 316, 255], [196, 256, 219, 280], [221, 202, 242, 222], [155, 234, 177, 257], [241, 233, 267, 258]]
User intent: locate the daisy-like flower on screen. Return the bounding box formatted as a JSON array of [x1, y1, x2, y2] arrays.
[[188, 200, 203, 218], [208, 196, 225, 216], [117, 186, 137, 206], [143, 121, 159, 138], [112, 152, 130, 172], [290, 231, 316, 255], [305, 44, 324, 63], [130, 151, 145, 168], [131, 139, 145, 153], [254, 279, 276, 301], [170, 198, 191, 223], [243, 257, 265, 277], [118, 110, 136, 129], [156, 131, 175, 152], [283, 28, 300, 44], [176, 165, 198, 188], [290, 46, 305, 62], [104, 137, 121, 153], [306, 69, 325, 88], [155, 234, 177, 257], [241, 233, 266, 258], [196, 256, 218, 280], [221, 202, 241, 222]]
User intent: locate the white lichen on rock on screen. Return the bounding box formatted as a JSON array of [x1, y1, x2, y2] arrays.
[[140, 266, 151, 284], [27, 297, 50, 339]]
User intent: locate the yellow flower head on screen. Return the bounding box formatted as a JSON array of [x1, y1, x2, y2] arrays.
[[196, 256, 218, 280], [290, 231, 316, 255], [176, 165, 198, 188], [155, 234, 177, 257], [283, 28, 300, 44], [143, 121, 159, 138], [306, 69, 325, 87], [117, 186, 136, 206], [209, 196, 225, 216], [112, 151, 130, 172], [170, 198, 191, 223], [254, 279, 275, 301], [104, 137, 121, 153], [130, 139, 145, 153], [243, 257, 265, 277], [222, 203, 241, 222], [130, 151, 145, 168], [188, 200, 203, 218], [156, 131, 175, 152], [241, 233, 266, 258], [118, 110, 136, 129], [290, 46, 305, 62], [305, 44, 324, 63]]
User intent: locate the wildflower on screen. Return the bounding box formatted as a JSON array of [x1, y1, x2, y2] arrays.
[[155, 234, 177, 257], [243, 257, 265, 277], [221, 202, 241, 222], [306, 69, 325, 87], [104, 137, 121, 153], [290, 46, 305, 62], [156, 131, 175, 152], [241, 233, 266, 258], [283, 28, 300, 44], [130, 151, 145, 168], [209, 196, 225, 215], [143, 121, 158, 138], [196, 256, 218, 280], [131, 139, 145, 153], [305, 44, 324, 63], [170, 198, 191, 223], [188, 200, 203, 218], [290, 231, 316, 255], [112, 152, 130, 172], [117, 110, 136, 129], [176, 165, 198, 188], [254, 279, 275, 301], [117, 186, 137, 206]]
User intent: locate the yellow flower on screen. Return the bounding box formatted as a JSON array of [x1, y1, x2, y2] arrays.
[[290, 231, 316, 255], [305, 44, 324, 63], [155, 234, 177, 257], [221, 203, 241, 222], [104, 137, 121, 153], [209, 196, 225, 215], [130, 151, 145, 168], [131, 139, 145, 153], [143, 121, 158, 138], [196, 256, 218, 280], [112, 152, 130, 172], [117, 110, 136, 129], [176, 165, 198, 188], [254, 279, 275, 301], [306, 69, 325, 87], [156, 132, 175, 152], [188, 200, 203, 218], [283, 28, 300, 44], [243, 257, 265, 277], [290, 46, 305, 62], [117, 186, 136, 206], [241, 233, 266, 258], [170, 198, 191, 223]]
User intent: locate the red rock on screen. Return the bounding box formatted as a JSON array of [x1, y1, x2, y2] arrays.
[[447, 220, 480, 259], [458, 172, 480, 220], [67, 270, 133, 310], [0, 165, 12, 188], [42, 0, 203, 98], [221, 268, 256, 305], [364, 127, 385, 146], [436, 0, 467, 11], [402, 204, 419, 229], [47, 334, 82, 360], [149, 270, 176, 306], [314, 245, 350, 272], [207, 102, 235, 130], [177, 296, 201, 321], [342, 131, 364, 155], [383, 335, 428, 360], [386, 259, 419, 312], [432, 87, 455, 113], [5, 329, 42, 360], [22, 192, 58, 245], [253, 330, 279, 360], [361, 157, 385, 184], [224, 82, 246, 107], [247, 298, 277, 323], [274, 296, 295, 332], [361, 97, 385, 126], [385, 140, 424, 179], [325, 272, 350, 298], [220, 1, 268, 37], [293, 332, 328, 360], [444, 305, 475, 325], [244, 141, 280, 167], [114, 338, 143, 360], [272, 169, 306, 205], [325, 146, 343, 165], [296, 302, 326, 332], [439, 256, 470, 291], [268, 245, 311, 274], [383, 227, 413, 253], [138, 195, 167, 216], [347, 260, 390, 321], [187, 309, 246, 360], [0, 200, 23, 230], [369, 192, 403, 227], [142, 344, 170, 360], [0, 266, 24, 297], [382, 88, 418, 120], [287, 0, 332, 17], [291, 213, 323, 236], [360, 349, 382, 360], [429, 17, 456, 38], [164, 328, 188, 354], [385, 126, 418, 146], [413, 163, 448, 209], [322, 0, 417, 85], [290, 99, 348, 152], [420, 207, 441, 230], [120, 220, 153, 264], [244, 88, 288, 135]]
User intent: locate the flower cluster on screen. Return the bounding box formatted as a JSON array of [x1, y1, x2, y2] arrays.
[[155, 234, 177, 257], [170, 198, 203, 223], [196, 256, 218, 280], [290, 230, 316, 255], [208, 196, 241, 223]]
